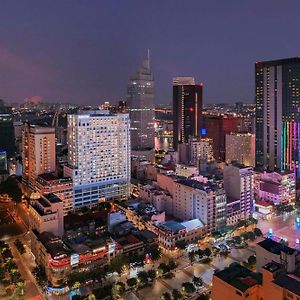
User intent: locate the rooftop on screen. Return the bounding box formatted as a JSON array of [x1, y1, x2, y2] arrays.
[[215, 263, 262, 293], [158, 220, 186, 233], [34, 230, 69, 259], [274, 272, 300, 296], [257, 238, 296, 255], [176, 178, 223, 193]]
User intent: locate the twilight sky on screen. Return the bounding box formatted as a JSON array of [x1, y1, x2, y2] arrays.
[[1, 0, 300, 105]]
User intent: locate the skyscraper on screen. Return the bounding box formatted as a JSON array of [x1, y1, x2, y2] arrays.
[[22, 124, 56, 189], [127, 51, 154, 150], [173, 77, 203, 150], [65, 110, 130, 209], [255, 57, 300, 178]]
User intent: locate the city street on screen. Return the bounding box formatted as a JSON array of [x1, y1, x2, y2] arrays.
[[8, 239, 44, 299], [257, 211, 300, 248]]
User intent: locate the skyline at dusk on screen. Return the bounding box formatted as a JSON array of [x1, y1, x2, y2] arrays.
[[1, 0, 300, 105]]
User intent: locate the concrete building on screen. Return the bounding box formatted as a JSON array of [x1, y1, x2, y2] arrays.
[[138, 183, 173, 214], [225, 132, 255, 167], [22, 124, 56, 189], [255, 171, 296, 205], [212, 264, 262, 300], [224, 163, 255, 222], [29, 193, 64, 237], [155, 219, 206, 250], [127, 51, 154, 150], [256, 238, 300, 273], [175, 163, 198, 178], [173, 179, 227, 232], [35, 173, 73, 215], [212, 261, 300, 300], [64, 110, 130, 209]]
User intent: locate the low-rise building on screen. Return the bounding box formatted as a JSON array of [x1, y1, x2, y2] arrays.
[[35, 173, 73, 215], [29, 193, 64, 237], [175, 163, 198, 178], [256, 238, 300, 272], [155, 219, 206, 250], [212, 264, 262, 300], [255, 171, 295, 205]]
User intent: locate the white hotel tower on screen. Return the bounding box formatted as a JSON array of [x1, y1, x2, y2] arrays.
[[64, 110, 131, 209]]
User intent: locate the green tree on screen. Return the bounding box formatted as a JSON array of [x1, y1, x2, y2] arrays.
[[172, 289, 183, 300], [168, 259, 177, 270], [72, 282, 81, 290], [127, 277, 137, 288], [112, 282, 125, 299], [147, 269, 156, 281], [203, 248, 212, 257], [196, 294, 210, 300], [110, 254, 129, 274], [175, 240, 186, 250], [0, 176, 22, 202], [192, 276, 203, 287], [145, 244, 162, 261], [188, 251, 195, 264], [248, 255, 256, 265], [161, 292, 171, 300], [137, 271, 148, 286], [88, 294, 96, 300], [182, 282, 196, 294], [254, 227, 262, 237], [158, 263, 170, 276]]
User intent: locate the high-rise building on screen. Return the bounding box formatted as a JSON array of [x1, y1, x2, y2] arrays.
[[204, 115, 245, 161], [173, 77, 203, 150], [0, 151, 7, 172], [127, 51, 154, 150], [22, 124, 56, 189], [224, 163, 254, 223], [255, 57, 300, 178], [64, 110, 130, 209], [225, 133, 255, 166], [0, 100, 15, 157]]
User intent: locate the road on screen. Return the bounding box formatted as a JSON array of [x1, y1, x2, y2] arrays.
[[8, 239, 44, 299], [257, 211, 300, 248]]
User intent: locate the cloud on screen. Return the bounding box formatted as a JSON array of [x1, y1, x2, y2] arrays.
[[0, 46, 45, 78]]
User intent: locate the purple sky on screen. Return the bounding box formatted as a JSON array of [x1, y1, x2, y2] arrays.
[[1, 0, 300, 105]]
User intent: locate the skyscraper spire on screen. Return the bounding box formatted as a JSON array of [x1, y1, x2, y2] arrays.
[[147, 48, 150, 70]]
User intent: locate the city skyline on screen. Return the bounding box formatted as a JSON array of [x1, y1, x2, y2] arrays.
[[1, 1, 300, 105]]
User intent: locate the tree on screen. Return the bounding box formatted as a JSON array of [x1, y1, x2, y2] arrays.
[[254, 227, 262, 237], [0, 176, 22, 202], [137, 271, 148, 286], [112, 282, 125, 299], [147, 269, 156, 281], [127, 277, 137, 288], [172, 289, 183, 300], [161, 292, 171, 300], [188, 251, 195, 264], [248, 255, 256, 265], [145, 244, 162, 261], [196, 294, 210, 300], [196, 249, 204, 258], [182, 282, 196, 294], [72, 282, 81, 290], [175, 240, 186, 250], [88, 294, 96, 300], [168, 259, 177, 270], [110, 254, 129, 274], [158, 263, 170, 276], [248, 231, 256, 241], [203, 248, 212, 257], [232, 236, 242, 244], [192, 276, 203, 287]]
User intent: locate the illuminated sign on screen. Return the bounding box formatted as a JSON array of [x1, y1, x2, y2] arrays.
[[70, 253, 79, 266], [108, 243, 116, 254]]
